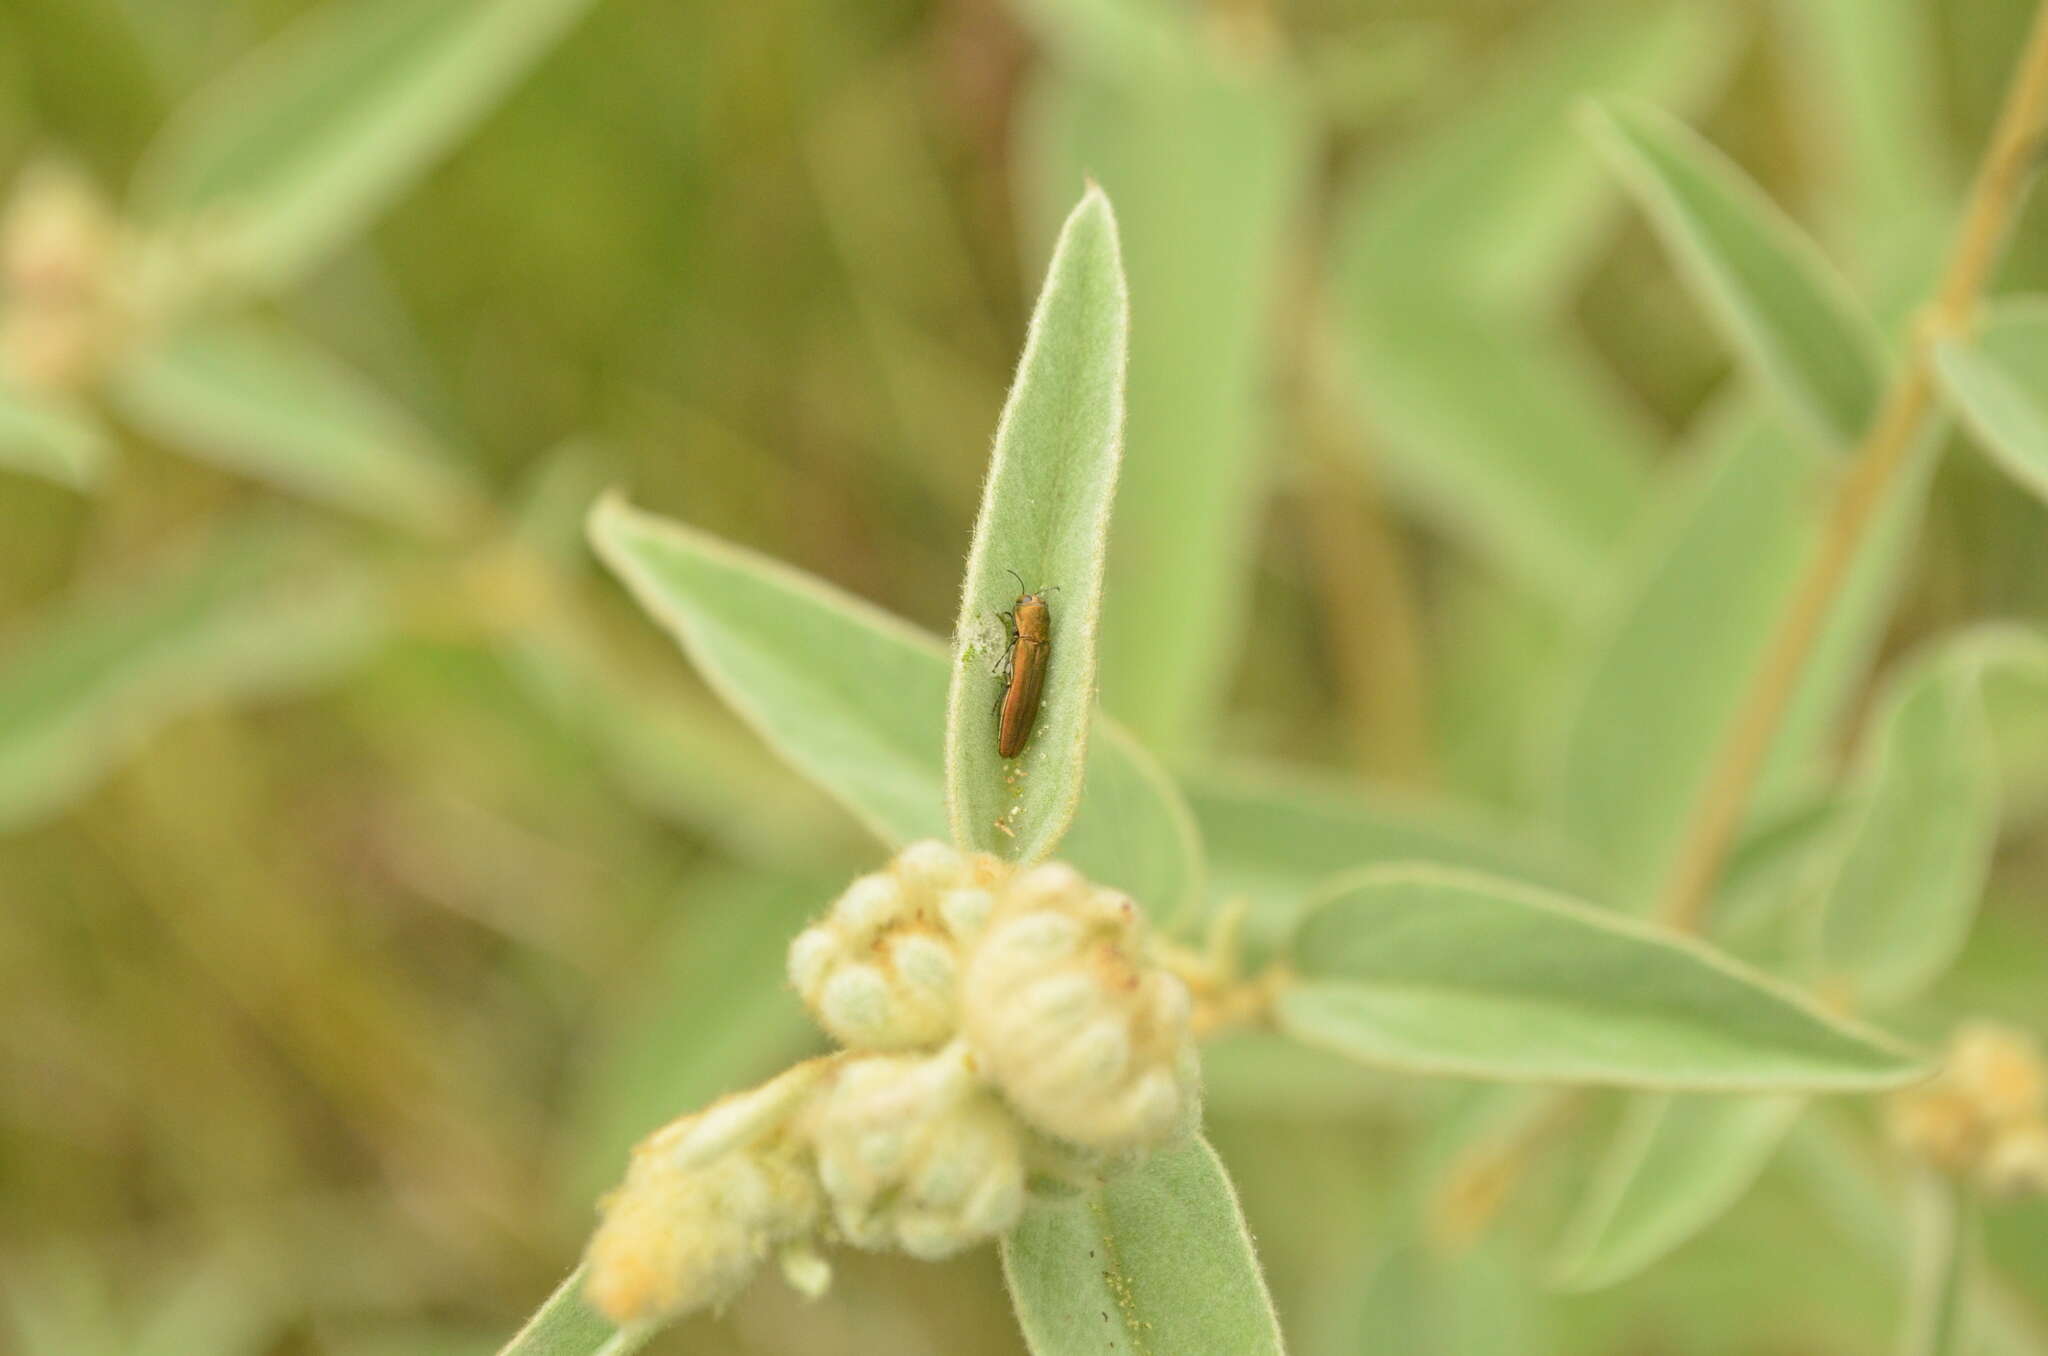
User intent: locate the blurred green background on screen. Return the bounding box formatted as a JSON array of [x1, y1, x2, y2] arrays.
[[5, 0, 2048, 1352]]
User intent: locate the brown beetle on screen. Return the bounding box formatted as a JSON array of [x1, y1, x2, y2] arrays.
[[997, 570, 1055, 758]]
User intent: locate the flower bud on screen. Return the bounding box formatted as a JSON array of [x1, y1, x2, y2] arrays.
[[960, 863, 1199, 1151], [788, 840, 1003, 1050], [809, 1044, 1026, 1260], [583, 1069, 827, 1326]]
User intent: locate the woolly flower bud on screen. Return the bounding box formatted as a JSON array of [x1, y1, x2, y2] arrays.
[[584, 1063, 827, 1326], [788, 840, 1003, 1050], [961, 863, 1199, 1151], [809, 1043, 1026, 1260]]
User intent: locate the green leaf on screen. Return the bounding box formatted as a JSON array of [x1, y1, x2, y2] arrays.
[[0, 517, 385, 831], [1900, 1171, 1977, 1356], [1187, 763, 1602, 958], [1934, 296, 2048, 505], [0, 382, 111, 488], [1338, 0, 1736, 314], [1325, 287, 1653, 610], [1813, 627, 2048, 1007], [110, 319, 481, 533], [945, 187, 1126, 860], [1771, 0, 1952, 267], [1552, 1092, 1804, 1290], [1584, 99, 1884, 450], [135, 0, 597, 291], [1277, 865, 1924, 1091], [1015, 25, 1309, 752], [1001, 1136, 1284, 1356], [1551, 401, 1936, 907], [494, 1267, 646, 1356], [587, 497, 1201, 921]]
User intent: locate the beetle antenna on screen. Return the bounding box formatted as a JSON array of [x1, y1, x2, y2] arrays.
[[1006, 567, 1028, 595]]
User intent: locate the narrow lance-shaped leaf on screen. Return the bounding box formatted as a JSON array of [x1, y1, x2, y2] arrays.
[[1014, 15, 1309, 753], [1001, 1136, 1284, 1356], [1933, 295, 2048, 506], [495, 1266, 649, 1356], [0, 381, 112, 488], [0, 517, 386, 831], [945, 186, 1126, 860], [1551, 1092, 1804, 1290], [588, 497, 1201, 921], [135, 0, 599, 292], [110, 319, 482, 534], [1813, 627, 2048, 1007], [1277, 866, 1924, 1091], [1583, 99, 1885, 450]]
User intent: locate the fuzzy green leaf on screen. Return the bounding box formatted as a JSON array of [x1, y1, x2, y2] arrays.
[[1584, 100, 1884, 449], [1900, 1171, 1977, 1356], [1015, 20, 1308, 753], [1813, 627, 2048, 1007], [494, 1267, 646, 1356], [1552, 1093, 1804, 1290], [588, 497, 1201, 920], [0, 518, 385, 831], [136, 0, 597, 291], [1002, 1137, 1284, 1356], [111, 320, 480, 534], [1934, 297, 2048, 505], [1278, 866, 1924, 1091], [0, 382, 112, 488], [945, 187, 1126, 860]]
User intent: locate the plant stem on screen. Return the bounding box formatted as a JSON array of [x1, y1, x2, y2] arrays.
[[1657, 0, 2048, 931]]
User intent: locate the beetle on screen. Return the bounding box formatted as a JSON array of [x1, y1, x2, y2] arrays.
[[996, 569, 1056, 758]]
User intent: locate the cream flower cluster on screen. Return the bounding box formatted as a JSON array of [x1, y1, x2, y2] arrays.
[[1890, 1021, 2048, 1197], [582, 842, 1200, 1329]]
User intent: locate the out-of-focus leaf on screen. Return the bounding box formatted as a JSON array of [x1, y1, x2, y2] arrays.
[[1340, 0, 1735, 314], [1326, 287, 1654, 610], [110, 319, 479, 534], [1901, 1171, 1977, 1356], [494, 1267, 644, 1356], [1278, 866, 1923, 1091], [0, 518, 385, 831], [134, 0, 596, 291], [1584, 100, 1884, 449], [1551, 402, 1936, 908], [1001, 1137, 1283, 1355], [1552, 1093, 1804, 1290], [1770, 0, 1951, 268], [1786, 1115, 2048, 1356], [1814, 627, 2048, 1007], [945, 187, 1126, 859], [1187, 763, 1602, 958], [587, 498, 1202, 920], [1345, 1244, 1535, 1356], [1934, 297, 2048, 505], [0, 382, 111, 488], [1015, 18, 1308, 753]]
